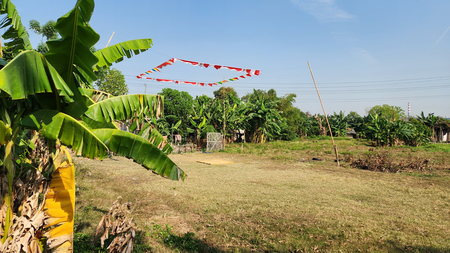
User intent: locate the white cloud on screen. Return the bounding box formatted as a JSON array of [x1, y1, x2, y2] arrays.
[[352, 48, 377, 64], [289, 0, 353, 22]]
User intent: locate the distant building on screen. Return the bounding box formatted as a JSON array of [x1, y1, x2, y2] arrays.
[[347, 128, 357, 139]]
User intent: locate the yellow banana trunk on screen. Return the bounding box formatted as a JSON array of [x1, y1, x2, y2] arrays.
[[1, 140, 15, 244], [44, 146, 75, 252]]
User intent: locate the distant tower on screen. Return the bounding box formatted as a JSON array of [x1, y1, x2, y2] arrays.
[[408, 102, 411, 120]]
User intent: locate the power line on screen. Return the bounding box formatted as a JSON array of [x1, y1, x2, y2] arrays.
[[124, 74, 450, 86], [294, 94, 449, 103], [125, 80, 449, 94]]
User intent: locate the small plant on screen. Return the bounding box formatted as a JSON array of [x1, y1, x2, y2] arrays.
[[148, 222, 204, 252]]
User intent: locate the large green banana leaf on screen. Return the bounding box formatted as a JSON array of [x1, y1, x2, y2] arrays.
[[94, 38, 153, 69], [82, 88, 114, 103], [83, 94, 163, 123], [138, 123, 173, 155], [44, 0, 99, 118], [19, 110, 108, 159], [80, 115, 118, 130], [45, 0, 99, 83], [0, 51, 73, 102], [92, 129, 185, 181], [0, 0, 32, 54]]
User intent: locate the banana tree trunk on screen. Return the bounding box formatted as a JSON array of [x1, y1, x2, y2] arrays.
[[0, 145, 75, 252]]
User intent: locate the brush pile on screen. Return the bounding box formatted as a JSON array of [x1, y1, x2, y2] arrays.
[[349, 151, 430, 173], [96, 197, 137, 253]]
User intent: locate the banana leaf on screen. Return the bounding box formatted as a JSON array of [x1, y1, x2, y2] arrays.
[[44, 0, 99, 118], [74, 66, 96, 89], [0, 120, 11, 145], [83, 94, 163, 123], [80, 115, 118, 130], [45, 0, 99, 83], [82, 88, 113, 103], [0, 51, 73, 102], [19, 109, 108, 159], [0, 58, 8, 67], [94, 39, 152, 70], [138, 123, 173, 155], [92, 129, 185, 181], [0, 0, 32, 54]]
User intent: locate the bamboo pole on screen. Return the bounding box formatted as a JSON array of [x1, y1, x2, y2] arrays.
[[105, 31, 115, 48], [307, 62, 340, 166], [222, 81, 226, 149]]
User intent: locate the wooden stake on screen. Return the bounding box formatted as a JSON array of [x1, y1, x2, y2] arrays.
[[308, 62, 340, 166], [105, 31, 115, 48]]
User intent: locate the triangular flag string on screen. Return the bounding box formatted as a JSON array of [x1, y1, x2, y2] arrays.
[[136, 58, 260, 87]]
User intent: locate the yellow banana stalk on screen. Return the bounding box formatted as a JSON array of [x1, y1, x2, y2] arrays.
[[1, 141, 15, 244], [44, 146, 75, 252]]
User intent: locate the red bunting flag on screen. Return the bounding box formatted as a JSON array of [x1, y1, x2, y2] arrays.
[[136, 58, 260, 87]]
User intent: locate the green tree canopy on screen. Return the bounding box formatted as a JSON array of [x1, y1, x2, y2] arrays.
[[213, 86, 238, 100], [345, 111, 364, 133], [95, 67, 128, 96], [242, 88, 278, 103], [367, 104, 405, 121], [158, 88, 194, 135], [29, 19, 59, 54], [276, 93, 305, 139]]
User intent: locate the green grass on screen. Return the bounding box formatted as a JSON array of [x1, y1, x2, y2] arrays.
[[73, 231, 152, 253], [72, 138, 450, 252], [147, 222, 207, 252], [400, 172, 439, 178], [413, 143, 450, 153]]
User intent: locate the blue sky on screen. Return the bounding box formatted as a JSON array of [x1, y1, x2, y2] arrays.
[[14, 0, 450, 117]]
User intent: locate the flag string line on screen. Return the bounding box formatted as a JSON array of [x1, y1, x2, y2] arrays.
[[136, 58, 260, 87]]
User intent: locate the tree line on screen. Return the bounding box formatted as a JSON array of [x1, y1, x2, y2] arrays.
[[152, 87, 450, 147]]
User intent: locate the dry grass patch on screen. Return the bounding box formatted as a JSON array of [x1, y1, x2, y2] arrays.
[[73, 140, 450, 252]]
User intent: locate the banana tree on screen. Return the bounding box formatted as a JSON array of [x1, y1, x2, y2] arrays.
[[0, 0, 184, 252], [403, 118, 431, 147], [329, 111, 348, 137], [243, 90, 282, 143], [188, 117, 209, 147], [169, 119, 182, 144], [364, 114, 390, 147]]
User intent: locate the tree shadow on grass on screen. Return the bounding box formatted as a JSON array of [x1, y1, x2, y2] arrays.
[[74, 221, 91, 233], [159, 231, 226, 253], [384, 240, 449, 253], [92, 205, 108, 214]]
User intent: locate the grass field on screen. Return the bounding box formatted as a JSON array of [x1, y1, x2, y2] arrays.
[[73, 138, 450, 252]]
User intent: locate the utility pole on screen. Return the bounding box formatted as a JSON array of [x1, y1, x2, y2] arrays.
[[308, 62, 340, 166], [137, 83, 147, 94]]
